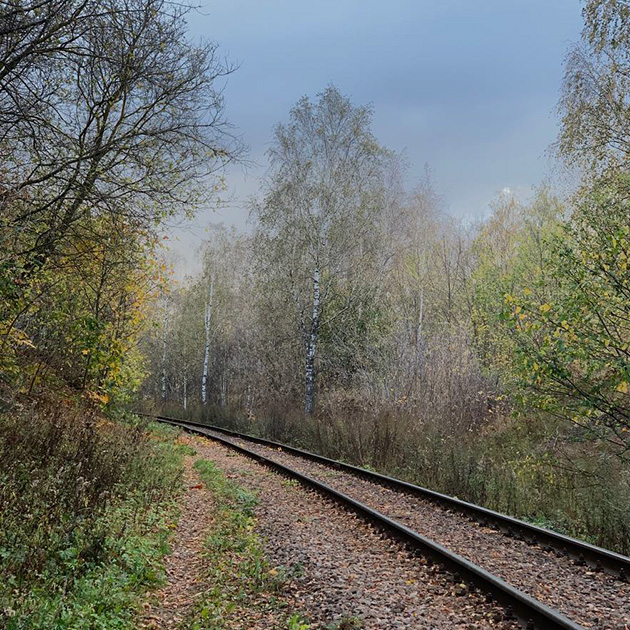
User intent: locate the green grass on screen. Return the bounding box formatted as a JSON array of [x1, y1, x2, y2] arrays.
[[0, 408, 184, 629], [189, 458, 310, 629], [175, 442, 198, 456], [0, 404, 310, 630]]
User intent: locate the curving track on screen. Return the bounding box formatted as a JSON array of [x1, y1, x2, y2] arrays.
[[141, 413, 630, 630]]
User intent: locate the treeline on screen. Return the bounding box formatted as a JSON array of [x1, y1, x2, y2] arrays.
[[144, 106, 559, 438], [144, 2, 630, 552], [0, 0, 239, 406], [0, 2, 243, 625], [147, 82, 630, 462]]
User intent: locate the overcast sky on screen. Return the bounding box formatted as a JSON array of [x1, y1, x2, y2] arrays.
[[167, 0, 584, 273]]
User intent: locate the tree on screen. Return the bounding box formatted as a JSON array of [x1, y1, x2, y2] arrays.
[[508, 0, 630, 456], [506, 174, 630, 456], [1, 0, 238, 270], [139, 228, 257, 412], [3, 213, 160, 402], [253, 86, 390, 414], [0, 0, 239, 400], [198, 229, 242, 407], [558, 0, 630, 173]]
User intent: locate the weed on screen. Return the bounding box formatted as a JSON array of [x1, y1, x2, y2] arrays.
[[287, 613, 311, 629], [282, 478, 301, 488], [175, 442, 198, 456], [0, 406, 184, 629]]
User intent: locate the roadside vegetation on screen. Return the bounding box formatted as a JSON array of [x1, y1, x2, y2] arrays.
[[0, 406, 183, 629], [0, 1, 245, 625], [0, 402, 315, 629], [173, 403, 630, 554]]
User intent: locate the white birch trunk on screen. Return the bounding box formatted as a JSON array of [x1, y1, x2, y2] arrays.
[[412, 288, 424, 388], [304, 266, 320, 414], [201, 274, 214, 406], [183, 378, 187, 411], [161, 301, 168, 401]]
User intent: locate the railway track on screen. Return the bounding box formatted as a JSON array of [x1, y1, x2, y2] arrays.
[[140, 413, 630, 630]]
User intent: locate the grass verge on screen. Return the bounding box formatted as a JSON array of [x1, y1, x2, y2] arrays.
[[189, 458, 310, 629], [0, 406, 184, 630]]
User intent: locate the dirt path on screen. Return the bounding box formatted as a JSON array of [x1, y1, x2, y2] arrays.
[[141, 447, 214, 629]]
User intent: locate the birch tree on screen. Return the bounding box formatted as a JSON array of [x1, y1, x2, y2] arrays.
[[161, 297, 169, 402], [191, 227, 253, 410], [558, 0, 630, 174], [253, 86, 389, 414], [201, 273, 214, 405]]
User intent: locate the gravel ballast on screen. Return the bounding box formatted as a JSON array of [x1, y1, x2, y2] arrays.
[[201, 429, 630, 630], [189, 434, 522, 630]]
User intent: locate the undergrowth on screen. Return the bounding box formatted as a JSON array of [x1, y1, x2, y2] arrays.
[[0, 405, 183, 629]]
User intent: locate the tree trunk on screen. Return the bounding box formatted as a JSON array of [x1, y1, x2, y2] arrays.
[[161, 300, 168, 401], [410, 288, 424, 394], [201, 274, 214, 406], [416, 289, 424, 359], [220, 372, 227, 408], [304, 266, 320, 414]]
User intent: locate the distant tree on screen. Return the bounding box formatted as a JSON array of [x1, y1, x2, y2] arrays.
[[140, 228, 256, 412], [253, 86, 389, 414], [387, 174, 475, 393], [471, 186, 564, 379], [198, 229, 242, 407]]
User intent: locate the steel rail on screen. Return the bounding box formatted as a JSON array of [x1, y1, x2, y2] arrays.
[[138, 412, 630, 582], [148, 413, 586, 630]]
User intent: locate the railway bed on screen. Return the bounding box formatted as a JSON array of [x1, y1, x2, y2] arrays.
[[140, 413, 630, 630]]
